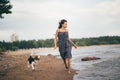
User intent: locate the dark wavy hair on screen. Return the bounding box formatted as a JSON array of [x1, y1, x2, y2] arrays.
[[58, 19, 67, 29]]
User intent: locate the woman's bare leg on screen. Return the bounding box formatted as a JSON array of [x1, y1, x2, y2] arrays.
[[63, 59, 68, 69], [66, 58, 71, 74]]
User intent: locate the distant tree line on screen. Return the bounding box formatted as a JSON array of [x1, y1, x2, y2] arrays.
[[72, 36, 120, 46], [0, 36, 120, 53]]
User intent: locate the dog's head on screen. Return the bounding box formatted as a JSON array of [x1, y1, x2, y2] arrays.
[[34, 55, 40, 60]]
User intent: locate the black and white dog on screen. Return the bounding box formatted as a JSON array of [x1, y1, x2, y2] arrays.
[[28, 53, 40, 71]]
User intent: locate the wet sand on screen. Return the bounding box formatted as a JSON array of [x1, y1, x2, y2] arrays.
[[0, 50, 76, 80]]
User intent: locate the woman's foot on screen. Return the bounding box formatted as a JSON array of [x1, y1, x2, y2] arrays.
[[67, 70, 71, 74], [32, 69, 35, 71]]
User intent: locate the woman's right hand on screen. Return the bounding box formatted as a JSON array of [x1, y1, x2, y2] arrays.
[[54, 45, 57, 49]]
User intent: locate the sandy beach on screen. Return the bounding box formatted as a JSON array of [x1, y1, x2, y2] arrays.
[[0, 50, 76, 80]]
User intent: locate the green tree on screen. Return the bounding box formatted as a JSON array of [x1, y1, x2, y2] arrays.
[[0, 0, 12, 18], [32, 40, 38, 48]]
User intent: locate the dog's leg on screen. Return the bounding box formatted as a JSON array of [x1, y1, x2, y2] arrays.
[[31, 62, 35, 71]]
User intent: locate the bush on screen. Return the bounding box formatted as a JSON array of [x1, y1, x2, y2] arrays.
[[11, 46, 19, 51], [0, 48, 6, 53]]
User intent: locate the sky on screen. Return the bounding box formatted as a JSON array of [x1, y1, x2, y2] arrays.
[[0, 0, 120, 41]]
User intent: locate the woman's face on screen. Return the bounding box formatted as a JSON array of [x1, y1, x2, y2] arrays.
[[62, 22, 67, 28]]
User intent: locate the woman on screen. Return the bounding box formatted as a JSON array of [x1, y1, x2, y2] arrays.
[[54, 19, 77, 74]]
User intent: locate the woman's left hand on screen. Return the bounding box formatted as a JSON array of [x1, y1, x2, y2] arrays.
[[74, 45, 77, 48]]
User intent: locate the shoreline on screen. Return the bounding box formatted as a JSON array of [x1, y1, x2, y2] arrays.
[[3, 44, 120, 54], [0, 44, 120, 80]]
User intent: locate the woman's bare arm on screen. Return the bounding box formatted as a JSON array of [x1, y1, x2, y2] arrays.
[[54, 29, 59, 49], [69, 39, 77, 48], [67, 30, 77, 48]]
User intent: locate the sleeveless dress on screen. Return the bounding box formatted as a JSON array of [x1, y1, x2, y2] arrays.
[[58, 32, 72, 59]]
